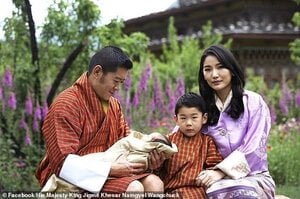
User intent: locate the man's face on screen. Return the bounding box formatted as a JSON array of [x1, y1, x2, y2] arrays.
[[89, 65, 129, 101]]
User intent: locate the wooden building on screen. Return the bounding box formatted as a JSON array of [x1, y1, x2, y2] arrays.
[[124, 0, 300, 86]]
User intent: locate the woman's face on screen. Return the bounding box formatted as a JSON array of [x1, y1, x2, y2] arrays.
[[202, 55, 232, 97]]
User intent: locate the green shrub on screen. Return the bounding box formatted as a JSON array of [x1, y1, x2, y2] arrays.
[[268, 120, 300, 186], [276, 184, 300, 198]]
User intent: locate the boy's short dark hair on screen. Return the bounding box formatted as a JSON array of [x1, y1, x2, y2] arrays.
[[175, 92, 207, 115]]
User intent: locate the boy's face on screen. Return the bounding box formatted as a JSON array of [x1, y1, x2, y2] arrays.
[[174, 106, 208, 137]]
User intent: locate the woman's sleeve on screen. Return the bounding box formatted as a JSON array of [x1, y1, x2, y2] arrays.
[[236, 95, 271, 155], [205, 137, 250, 179], [213, 150, 250, 179], [215, 95, 271, 179]]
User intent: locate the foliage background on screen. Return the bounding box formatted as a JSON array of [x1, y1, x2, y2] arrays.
[[0, 0, 299, 197]]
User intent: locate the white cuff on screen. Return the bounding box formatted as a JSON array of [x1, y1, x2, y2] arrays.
[[214, 150, 250, 179], [59, 153, 111, 193]]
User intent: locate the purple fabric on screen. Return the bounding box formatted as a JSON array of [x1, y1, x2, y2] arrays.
[[206, 173, 275, 199], [207, 185, 258, 199], [203, 90, 271, 174]]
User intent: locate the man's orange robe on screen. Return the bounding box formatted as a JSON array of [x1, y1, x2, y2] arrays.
[[36, 72, 145, 192], [161, 131, 223, 199]]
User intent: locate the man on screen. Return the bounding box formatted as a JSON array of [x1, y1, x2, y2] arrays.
[[36, 46, 164, 194]]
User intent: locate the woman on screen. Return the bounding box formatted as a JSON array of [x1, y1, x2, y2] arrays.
[[196, 45, 275, 198]]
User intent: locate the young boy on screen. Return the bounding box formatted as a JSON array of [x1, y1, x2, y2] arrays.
[[160, 92, 223, 199]]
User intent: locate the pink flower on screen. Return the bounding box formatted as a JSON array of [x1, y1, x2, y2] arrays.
[[34, 106, 42, 121], [7, 92, 17, 109], [25, 133, 32, 145], [25, 95, 33, 116], [0, 86, 3, 100], [15, 158, 26, 168], [295, 90, 300, 108], [42, 102, 49, 120], [2, 68, 13, 88], [32, 118, 40, 132], [19, 118, 28, 130]]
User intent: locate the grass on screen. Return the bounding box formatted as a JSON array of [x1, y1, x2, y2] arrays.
[[276, 185, 300, 198]]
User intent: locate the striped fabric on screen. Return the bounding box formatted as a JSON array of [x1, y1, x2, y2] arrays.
[[101, 174, 149, 193], [161, 130, 223, 199], [36, 72, 146, 192]]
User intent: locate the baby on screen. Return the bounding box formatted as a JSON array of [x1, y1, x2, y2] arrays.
[[85, 130, 177, 169]]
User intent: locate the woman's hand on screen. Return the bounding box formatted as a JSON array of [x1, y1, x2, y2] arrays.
[[109, 155, 146, 177], [148, 149, 166, 170], [196, 169, 225, 187]]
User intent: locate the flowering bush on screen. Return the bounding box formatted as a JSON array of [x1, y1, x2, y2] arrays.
[[266, 83, 300, 185], [268, 118, 300, 186], [0, 68, 47, 191], [115, 62, 185, 133]]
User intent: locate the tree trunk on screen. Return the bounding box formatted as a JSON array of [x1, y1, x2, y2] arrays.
[[24, 0, 42, 106], [47, 41, 87, 106]]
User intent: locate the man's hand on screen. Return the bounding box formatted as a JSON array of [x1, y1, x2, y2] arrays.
[[109, 155, 145, 177], [148, 149, 166, 170], [196, 169, 225, 187]]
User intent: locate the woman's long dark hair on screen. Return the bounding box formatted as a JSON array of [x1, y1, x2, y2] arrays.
[[198, 45, 245, 125]]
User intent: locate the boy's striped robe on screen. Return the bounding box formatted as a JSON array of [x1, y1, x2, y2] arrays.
[[36, 72, 148, 193], [161, 130, 223, 199]]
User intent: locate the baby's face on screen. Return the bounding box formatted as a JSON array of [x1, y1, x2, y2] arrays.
[[149, 132, 164, 140], [149, 132, 172, 147]]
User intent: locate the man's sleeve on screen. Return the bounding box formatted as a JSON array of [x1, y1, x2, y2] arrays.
[[59, 154, 111, 193]]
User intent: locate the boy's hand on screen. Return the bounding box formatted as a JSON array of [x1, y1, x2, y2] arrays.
[[148, 149, 166, 170], [196, 169, 225, 187]]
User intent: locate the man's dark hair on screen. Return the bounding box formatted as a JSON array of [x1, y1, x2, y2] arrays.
[[88, 46, 133, 74], [175, 92, 207, 115]]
